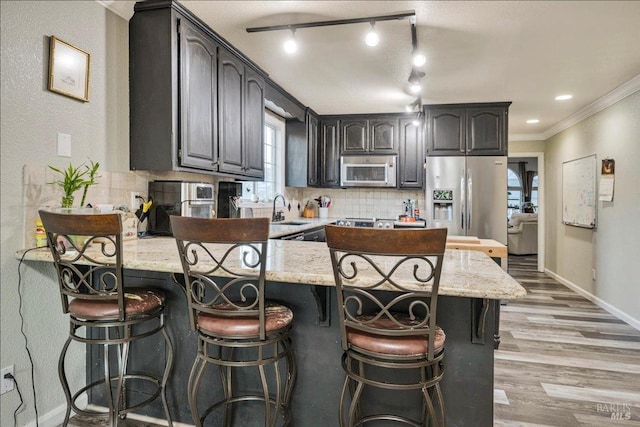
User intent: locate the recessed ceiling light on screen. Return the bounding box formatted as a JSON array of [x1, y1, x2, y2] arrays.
[[555, 94, 573, 101], [526, 119, 540, 124]]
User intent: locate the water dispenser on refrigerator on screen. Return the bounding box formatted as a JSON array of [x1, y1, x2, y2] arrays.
[[432, 189, 453, 221]]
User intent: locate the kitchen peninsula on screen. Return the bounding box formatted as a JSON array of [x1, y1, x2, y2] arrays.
[[18, 233, 525, 426]]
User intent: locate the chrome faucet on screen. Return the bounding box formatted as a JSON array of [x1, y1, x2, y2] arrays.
[[272, 194, 286, 222]]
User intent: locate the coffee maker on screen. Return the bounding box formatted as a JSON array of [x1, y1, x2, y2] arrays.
[[217, 182, 243, 218]]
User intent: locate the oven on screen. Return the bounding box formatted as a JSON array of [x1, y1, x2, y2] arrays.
[[334, 218, 426, 229]]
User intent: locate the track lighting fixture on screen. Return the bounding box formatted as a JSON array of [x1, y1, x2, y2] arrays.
[[410, 19, 426, 67], [408, 68, 425, 94], [247, 11, 428, 107], [365, 22, 379, 47], [283, 29, 297, 54], [406, 97, 422, 112]]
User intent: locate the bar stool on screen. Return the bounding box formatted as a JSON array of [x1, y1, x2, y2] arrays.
[[39, 210, 173, 427], [170, 216, 296, 427], [325, 225, 448, 427]]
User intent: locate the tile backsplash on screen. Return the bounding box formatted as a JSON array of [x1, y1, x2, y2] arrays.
[[22, 162, 425, 246]]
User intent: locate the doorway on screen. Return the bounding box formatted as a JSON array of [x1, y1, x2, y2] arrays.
[[507, 152, 544, 273]]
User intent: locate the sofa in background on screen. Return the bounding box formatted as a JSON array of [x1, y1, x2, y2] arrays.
[[508, 213, 538, 255]]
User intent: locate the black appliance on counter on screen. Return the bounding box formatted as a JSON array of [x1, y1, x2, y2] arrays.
[[217, 182, 243, 218], [147, 181, 215, 235]]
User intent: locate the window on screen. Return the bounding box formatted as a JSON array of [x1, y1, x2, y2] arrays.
[[242, 111, 285, 201], [507, 168, 522, 210]]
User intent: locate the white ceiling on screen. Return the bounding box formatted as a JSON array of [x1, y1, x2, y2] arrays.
[[102, 0, 640, 140]]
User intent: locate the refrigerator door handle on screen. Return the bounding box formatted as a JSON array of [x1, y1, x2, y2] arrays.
[[460, 167, 465, 230], [467, 168, 472, 230]]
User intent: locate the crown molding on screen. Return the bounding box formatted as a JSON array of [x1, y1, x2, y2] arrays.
[[95, 0, 134, 21], [509, 133, 546, 142], [510, 74, 640, 142], [541, 74, 640, 140]]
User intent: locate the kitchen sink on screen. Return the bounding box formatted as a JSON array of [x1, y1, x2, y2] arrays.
[[270, 221, 309, 226]]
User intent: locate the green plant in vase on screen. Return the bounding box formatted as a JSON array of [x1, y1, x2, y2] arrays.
[[49, 160, 100, 208]]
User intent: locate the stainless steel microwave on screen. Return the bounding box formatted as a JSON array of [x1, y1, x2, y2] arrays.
[[340, 155, 397, 187]]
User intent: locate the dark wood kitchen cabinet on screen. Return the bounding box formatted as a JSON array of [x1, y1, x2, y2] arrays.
[[398, 118, 424, 189], [340, 116, 398, 154], [425, 103, 510, 156], [320, 119, 340, 187], [369, 118, 398, 152], [285, 108, 318, 187], [307, 111, 319, 186], [129, 0, 265, 179], [341, 119, 368, 153], [218, 49, 265, 178], [178, 19, 218, 170]]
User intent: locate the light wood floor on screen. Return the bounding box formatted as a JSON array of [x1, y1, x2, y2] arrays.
[[495, 255, 640, 426], [63, 255, 640, 426]]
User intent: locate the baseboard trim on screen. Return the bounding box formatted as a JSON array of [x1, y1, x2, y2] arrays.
[[23, 395, 88, 427], [24, 398, 194, 427], [545, 268, 640, 331], [86, 405, 195, 427]]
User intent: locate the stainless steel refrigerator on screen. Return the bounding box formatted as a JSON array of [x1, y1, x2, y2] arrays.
[[426, 156, 507, 245]]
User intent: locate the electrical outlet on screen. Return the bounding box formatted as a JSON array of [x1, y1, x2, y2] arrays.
[[130, 192, 143, 211], [1, 366, 14, 395]]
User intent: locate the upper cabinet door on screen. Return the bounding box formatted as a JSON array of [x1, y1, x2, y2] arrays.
[[427, 108, 465, 156], [243, 67, 265, 178], [218, 49, 244, 175], [369, 118, 398, 153], [466, 107, 507, 155], [398, 118, 424, 188], [307, 113, 319, 186], [321, 120, 340, 187], [179, 19, 218, 171], [341, 120, 368, 153]]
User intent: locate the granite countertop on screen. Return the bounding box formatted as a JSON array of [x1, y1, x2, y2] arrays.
[[17, 232, 526, 300]]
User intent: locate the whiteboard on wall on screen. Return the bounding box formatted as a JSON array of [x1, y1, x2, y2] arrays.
[[562, 154, 597, 228]]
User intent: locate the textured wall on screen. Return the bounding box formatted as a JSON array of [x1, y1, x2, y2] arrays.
[[0, 2, 129, 425], [545, 91, 640, 322]]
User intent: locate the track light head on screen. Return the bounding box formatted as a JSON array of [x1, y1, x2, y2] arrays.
[[412, 51, 426, 67], [365, 22, 379, 47], [406, 97, 422, 112], [283, 29, 298, 54]]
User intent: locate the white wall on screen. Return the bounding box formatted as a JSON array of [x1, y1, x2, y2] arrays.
[[0, 2, 129, 425], [545, 90, 640, 324]]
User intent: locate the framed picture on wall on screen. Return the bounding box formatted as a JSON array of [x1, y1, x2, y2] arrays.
[[48, 36, 90, 102]]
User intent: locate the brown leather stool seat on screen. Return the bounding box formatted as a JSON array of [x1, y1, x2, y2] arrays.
[[171, 216, 296, 427], [197, 303, 293, 337], [39, 210, 174, 427], [347, 314, 446, 356], [326, 225, 448, 427], [68, 289, 165, 319]]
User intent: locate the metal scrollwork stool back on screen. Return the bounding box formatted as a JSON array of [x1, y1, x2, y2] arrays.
[[325, 225, 448, 427], [170, 216, 296, 427], [39, 210, 173, 427]]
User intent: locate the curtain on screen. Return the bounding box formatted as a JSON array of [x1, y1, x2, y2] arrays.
[[518, 162, 528, 199], [524, 170, 536, 202]]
